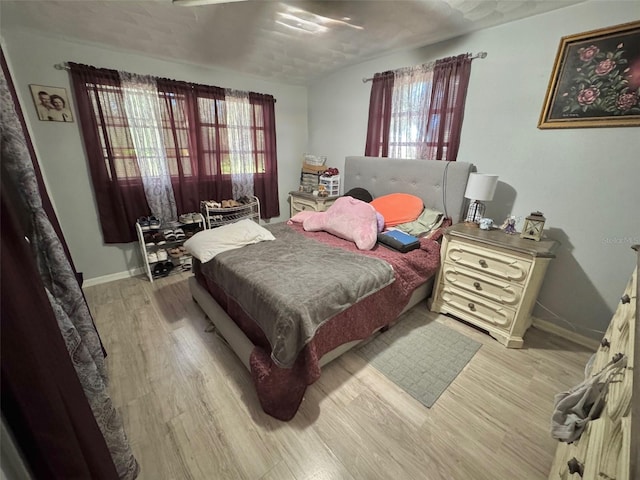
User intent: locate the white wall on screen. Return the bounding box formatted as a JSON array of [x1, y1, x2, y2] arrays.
[[307, 1, 640, 339], [1, 29, 307, 283]]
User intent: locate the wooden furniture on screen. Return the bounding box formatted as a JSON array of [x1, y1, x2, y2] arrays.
[[429, 223, 558, 347], [548, 246, 638, 480], [289, 191, 339, 217]]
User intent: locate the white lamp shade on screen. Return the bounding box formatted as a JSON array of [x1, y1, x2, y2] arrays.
[[464, 173, 499, 201]]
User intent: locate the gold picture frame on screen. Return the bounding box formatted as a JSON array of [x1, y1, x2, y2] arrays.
[[29, 84, 74, 123], [538, 20, 640, 129]]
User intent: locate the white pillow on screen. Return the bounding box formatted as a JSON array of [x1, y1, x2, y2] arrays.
[[183, 219, 275, 263]]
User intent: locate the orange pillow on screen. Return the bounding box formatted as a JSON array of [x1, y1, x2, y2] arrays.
[[370, 193, 424, 227]]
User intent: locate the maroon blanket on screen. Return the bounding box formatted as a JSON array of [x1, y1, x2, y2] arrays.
[[195, 223, 444, 420]]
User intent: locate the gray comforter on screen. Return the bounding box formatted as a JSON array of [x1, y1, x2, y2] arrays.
[[203, 222, 395, 368]]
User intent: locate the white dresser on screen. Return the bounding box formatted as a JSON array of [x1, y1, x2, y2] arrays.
[[289, 191, 339, 217], [429, 223, 558, 347], [547, 246, 638, 480]]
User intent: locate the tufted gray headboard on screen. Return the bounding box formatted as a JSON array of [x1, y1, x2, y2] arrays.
[[343, 156, 474, 224]]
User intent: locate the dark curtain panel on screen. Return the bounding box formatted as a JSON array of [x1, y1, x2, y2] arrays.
[[69, 62, 150, 244], [250, 92, 280, 219], [364, 72, 394, 157], [190, 83, 234, 206], [1, 172, 120, 480], [425, 54, 472, 161], [156, 80, 229, 213], [1, 50, 123, 479]]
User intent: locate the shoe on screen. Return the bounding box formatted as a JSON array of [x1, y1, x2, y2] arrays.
[[148, 216, 161, 230], [143, 233, 155, 247], [174, 227, 186, 240], [163, 229, 176, 242], [178, 246, 188, 255], [168, 247, 182, 258], [137, 217, 150, 231], [164, 261, 174, 274], [190, 213, 202, 223], [156, 249, 168, 261], [153, 263, 165, 277], [147, 252, 158, 263], [203, 200, 221, 209], [179, 213, 194, 224], [153, 232, 166, 245]]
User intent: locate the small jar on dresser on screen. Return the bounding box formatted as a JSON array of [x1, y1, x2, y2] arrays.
[[289, 191, 339, 218], [428, 223, 559, 348]]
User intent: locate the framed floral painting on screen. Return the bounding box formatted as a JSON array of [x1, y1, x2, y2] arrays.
[[538, 20, 640, 129]]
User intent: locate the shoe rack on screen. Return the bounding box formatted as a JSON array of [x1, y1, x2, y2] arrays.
[[135, 214, 205, 282], [201, 196, 260, 229]]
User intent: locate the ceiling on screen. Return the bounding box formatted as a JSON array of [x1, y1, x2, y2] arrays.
[[0, 0, 584, 85]]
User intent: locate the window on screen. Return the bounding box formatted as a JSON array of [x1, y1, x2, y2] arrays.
[[70, 63, 280, 243], [365, 54, 473, 161]]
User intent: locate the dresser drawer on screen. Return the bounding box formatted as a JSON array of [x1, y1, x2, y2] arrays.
[[290, 195, 336, 216], [441, 262, 524, 306], [291, 196, 322, 213], [439, 284, 516, 331], [445, 240, 531, 284]]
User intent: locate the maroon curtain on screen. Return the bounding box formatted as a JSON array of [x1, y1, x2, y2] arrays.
[[250, 92, 279, 218], [364, 72, 394, 157], [1, 50, 119, 479], [1, 174, 120, 480], [424, 54, 472, 161], [69, 63, 150, 243], [157, 80, 233, 214]]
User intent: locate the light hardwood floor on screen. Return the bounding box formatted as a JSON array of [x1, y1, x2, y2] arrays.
[[84, 272, 594, 480]]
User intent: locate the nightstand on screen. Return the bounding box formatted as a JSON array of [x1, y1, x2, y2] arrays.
[[428, 223, 559, 347], [289, 191, 339, 217]]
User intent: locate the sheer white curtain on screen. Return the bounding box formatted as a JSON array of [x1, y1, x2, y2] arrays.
[[388, 66, 433, 159], [224, 89, 254, 199], [119, 71, 177, 223]]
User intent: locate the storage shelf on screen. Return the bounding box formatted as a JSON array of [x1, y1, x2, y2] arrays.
[[201, 196, 260, 229], [136, 214, 204, 282]]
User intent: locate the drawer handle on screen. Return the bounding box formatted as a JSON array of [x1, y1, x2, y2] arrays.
[[473, 281, 482, 290], [468, 302, 476, 311], [301, 205, 307, 210], [566, 457, 584, 477], [478, 259, 488, 268], [601, 337, 610, 348], [621, 294, 630, 304]]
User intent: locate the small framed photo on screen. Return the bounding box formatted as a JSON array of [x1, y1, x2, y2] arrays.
[[538, 20, 640, 129], [29, 84, 74, 123]]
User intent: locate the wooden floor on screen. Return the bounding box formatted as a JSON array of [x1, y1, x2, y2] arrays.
[[84, 272, 593, 480]]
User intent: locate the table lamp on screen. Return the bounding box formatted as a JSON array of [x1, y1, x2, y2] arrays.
[[464, 173, 498, 226]]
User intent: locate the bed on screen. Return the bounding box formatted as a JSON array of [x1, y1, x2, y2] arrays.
[[189, 156, 473, 420]]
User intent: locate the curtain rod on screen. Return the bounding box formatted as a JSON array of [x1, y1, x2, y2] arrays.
[[361, 51, 487, 83], [54, 62, 70, 71]]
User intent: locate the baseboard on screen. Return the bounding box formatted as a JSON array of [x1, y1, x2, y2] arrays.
[[531, 317, 600, 350], [82, 267, 145, 287]]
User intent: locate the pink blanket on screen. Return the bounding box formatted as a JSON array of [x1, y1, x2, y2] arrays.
[[195, 222, 445, 420]]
